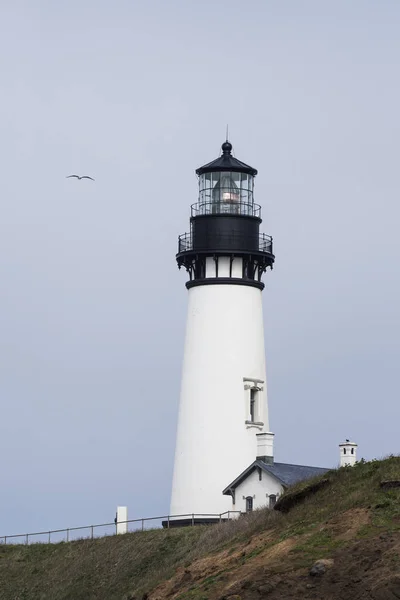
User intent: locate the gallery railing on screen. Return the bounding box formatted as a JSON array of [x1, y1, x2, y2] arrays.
[[177, 232, 273, 255], [191, 201, 262, 218]]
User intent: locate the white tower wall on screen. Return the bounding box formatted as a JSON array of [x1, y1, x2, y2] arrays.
[[170, 282, 268, 516]]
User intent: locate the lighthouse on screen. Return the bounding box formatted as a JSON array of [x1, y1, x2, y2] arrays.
[[170, 140, 275, 523]]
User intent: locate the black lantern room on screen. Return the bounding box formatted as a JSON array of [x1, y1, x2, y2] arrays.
[[177, 141, 274, 289]]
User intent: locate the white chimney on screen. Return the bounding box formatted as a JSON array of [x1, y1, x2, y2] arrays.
[[116, 506, 128, 535], [339, 440, 358, 467], [256, 432, 274, 464]]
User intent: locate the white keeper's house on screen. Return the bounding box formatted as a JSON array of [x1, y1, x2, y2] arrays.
[[222, 435, 358, 514]]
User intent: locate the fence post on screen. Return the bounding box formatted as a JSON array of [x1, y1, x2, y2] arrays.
[[191, 514, 194, 526], [219, 514, 222, 524], [25, 534, 28, 545], [167, 516, 170, 529], [91, 526, 94, 540], [66, 529, 69, 543], [48, 531, 51, 543], [4, 537, 6, 545], [141, 519, 144, 531]]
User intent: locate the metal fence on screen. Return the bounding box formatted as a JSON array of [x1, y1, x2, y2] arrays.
[[0, 511, 242, 546]]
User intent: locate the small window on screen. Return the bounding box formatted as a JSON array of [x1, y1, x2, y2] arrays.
[[250, 388, 257, 422], [351, 448, 354, 455], [269, 495, 277, 509], [194, 259, 205, 279], [242, 259, 256, 280], [245, 496, 253, 512], [343, 448, 346, 454]]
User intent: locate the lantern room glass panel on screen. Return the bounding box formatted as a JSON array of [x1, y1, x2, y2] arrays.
[[239, 174, 254, 211], [198, 174, 212, 210], [212, 172, 240, 214], [198, 171, 255, 216]]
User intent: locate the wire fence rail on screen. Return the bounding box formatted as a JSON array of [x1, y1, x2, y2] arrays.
[[0, 511, 242, 546]]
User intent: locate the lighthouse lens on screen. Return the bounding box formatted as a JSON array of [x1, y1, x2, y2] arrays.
[[212, 172, 240, 214], [197, 171, 255, 216]]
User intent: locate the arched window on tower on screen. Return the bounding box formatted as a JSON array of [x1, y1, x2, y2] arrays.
[[343, 448, 346, 454], [351, 448, 354, 455]]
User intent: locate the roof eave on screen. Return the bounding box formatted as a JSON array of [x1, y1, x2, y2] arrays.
[[196, 165, 258, 176], [222, 460, 286, 495]]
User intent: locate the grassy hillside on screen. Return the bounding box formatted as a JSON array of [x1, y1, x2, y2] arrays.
[[2, 457, 400, 600]]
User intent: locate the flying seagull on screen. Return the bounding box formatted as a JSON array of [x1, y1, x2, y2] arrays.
[[66, 174, 95, 181], [346, 439, 350, 442]]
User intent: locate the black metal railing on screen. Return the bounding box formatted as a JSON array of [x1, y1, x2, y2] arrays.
[[0, 511, 241, 545], [178, 233, 193, 252], [177, 232, 273, 255], [191, 201, 261, 218]]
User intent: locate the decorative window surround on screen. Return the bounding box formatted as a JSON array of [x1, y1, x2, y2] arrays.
[[268, 494, 277, 509], [244, 385, 264, 391], [245, 420, 264, 428], [243, 377, 264, 384], [243, 377, 264, 392], [244, 377, 264, 426]]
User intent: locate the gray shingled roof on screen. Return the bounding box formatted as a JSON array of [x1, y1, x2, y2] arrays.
[[260, 461, 329, 487], [222, 460, 330, 495]]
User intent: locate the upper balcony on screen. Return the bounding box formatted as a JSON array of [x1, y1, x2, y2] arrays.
[[177, 232, 273, 256], [190, 201, 261, 218]]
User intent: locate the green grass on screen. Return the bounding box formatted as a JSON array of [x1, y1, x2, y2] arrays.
[[290, 530, 346, 555], [0, 456, 399, 599], [277, 456, 400, 530]]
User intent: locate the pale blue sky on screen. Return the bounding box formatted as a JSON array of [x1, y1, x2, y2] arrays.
[[0, 0, 399, 535]]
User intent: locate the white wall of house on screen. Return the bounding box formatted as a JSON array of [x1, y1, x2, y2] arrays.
[[230, 468, 284, 513]]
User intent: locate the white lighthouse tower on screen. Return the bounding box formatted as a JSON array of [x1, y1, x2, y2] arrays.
[[169, 141, 275, 524]]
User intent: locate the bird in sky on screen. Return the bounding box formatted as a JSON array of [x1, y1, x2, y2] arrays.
[[346, 439, 350, 442], [66, 175, 95, 181]]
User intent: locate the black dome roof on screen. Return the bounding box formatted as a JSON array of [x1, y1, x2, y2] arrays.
[[196, 141, 257, 177]]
